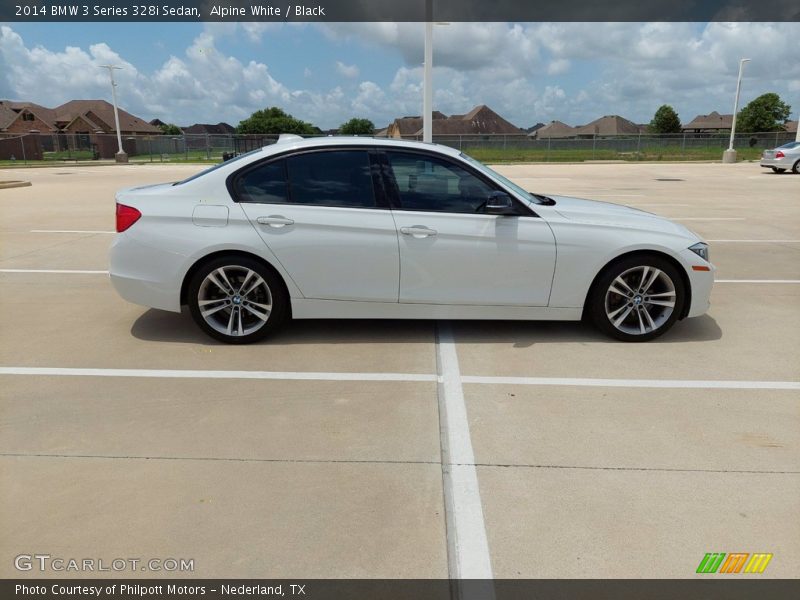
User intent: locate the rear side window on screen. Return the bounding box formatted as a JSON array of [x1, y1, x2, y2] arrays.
[[235, 160, 289, 204], [286, 150, 376, 208]]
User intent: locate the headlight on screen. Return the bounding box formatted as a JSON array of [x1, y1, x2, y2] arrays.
[[689, 242, 709, 262]]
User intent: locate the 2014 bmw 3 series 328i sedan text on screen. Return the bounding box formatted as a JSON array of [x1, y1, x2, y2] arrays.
[[109, 136, 714, 344]]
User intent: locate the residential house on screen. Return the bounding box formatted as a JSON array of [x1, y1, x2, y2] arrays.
[[574, 115, 641, 137], [681, 112, 733, 133], [528, 120, 576, 139], [181, 122, 236, 135], [384, 105, 521, 138]]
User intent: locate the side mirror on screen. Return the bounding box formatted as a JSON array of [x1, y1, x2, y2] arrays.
[[485, 191, 517, 215]]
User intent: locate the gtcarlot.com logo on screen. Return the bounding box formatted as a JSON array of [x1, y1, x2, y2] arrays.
[[696, 552, 773, 574], [15, 554, 194, 573]]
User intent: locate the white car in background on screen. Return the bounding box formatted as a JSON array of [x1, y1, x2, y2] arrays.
[[110, 136, 714, 343], [760, 141, 800, 174]]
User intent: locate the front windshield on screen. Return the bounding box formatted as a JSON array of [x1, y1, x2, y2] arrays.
[[174, 147, 265, 185], [459, 152, 540, 204]]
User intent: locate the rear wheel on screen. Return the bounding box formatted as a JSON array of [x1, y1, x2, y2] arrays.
[[792, 160, 800, 175], [187, 256, 288, 344], [589, 255, 686, 342], [772, 167, 786, 173]]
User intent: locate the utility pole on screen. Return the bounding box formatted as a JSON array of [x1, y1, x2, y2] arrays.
[[100, 64, 127, 163], [722, 58, 750, 163], [422, 0, 433, 143]]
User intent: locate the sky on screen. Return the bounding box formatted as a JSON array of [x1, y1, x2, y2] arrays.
[[0, 21, 798, 130]]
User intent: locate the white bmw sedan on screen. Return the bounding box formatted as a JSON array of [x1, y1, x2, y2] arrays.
[[110, 136, 714, 343]]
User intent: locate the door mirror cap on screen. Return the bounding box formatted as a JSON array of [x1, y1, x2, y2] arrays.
[[486, 192, 517, 215]]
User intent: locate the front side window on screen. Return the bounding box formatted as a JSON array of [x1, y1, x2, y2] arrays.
[[385, 151, 498, 214], [286, 150, 376, 208]]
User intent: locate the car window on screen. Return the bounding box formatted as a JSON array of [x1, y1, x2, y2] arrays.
[[176, 147, 265, 186], [385, 151, 498, 214], [777, 142, 800, 150], [286, 150, 376, 208], [234, 159, 289, 204]]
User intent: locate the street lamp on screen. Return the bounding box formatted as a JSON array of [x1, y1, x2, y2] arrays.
[[723, 58, 750, 163], [99, 64, 127, 163], [422, 1, 449, 143], [423, 19, 433, 143]]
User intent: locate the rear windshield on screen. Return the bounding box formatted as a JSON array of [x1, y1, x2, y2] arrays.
[[777, 141, 800, 150], [174, 148, 265, 185]]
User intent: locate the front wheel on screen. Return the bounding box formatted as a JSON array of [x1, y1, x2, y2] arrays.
[[772, 167, 786, 173], [187, 256, 289, 344], [588, 255, 686, 342]]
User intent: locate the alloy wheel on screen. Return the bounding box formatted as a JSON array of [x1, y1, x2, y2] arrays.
[[604, 265, 676, 336], [197, 265, 273, 337]]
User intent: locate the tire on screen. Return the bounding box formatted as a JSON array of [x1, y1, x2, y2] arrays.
[[793, 161, 800, 175], [588, 255, 687, 342], [771, 167, 786, 173], [187, 256, 289, 344]]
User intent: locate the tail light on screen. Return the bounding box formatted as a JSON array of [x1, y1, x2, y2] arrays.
[[775, 151, 785, 159], [116, 203, 141, 232]]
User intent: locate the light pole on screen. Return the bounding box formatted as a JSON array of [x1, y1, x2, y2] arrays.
[[723, 58, 750, 163], [423, 20, 433, 143], [100, 64, 127, 163], [422, 1, 449, 144], [796, 112, 800, 143], [422, 0, 434, 143]]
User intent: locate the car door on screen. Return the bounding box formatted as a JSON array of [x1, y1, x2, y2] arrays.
[[382, 150, 556, 306], [234, 148, 400, 302]]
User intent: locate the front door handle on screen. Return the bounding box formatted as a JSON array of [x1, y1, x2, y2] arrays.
[[400, 226, 437, 238], [257, 215, 294, 228]]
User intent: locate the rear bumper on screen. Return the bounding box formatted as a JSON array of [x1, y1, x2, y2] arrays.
[[760, 158, 792, 168], [109, 233, 187, 313]]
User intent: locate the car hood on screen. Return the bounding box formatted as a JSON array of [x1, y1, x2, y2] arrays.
[[544, 194, 700, 239]]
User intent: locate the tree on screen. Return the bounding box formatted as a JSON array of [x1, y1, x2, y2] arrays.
[[339, 117, 375, 135], [737, 93, 792, 133], [159, 123, 183, 135], [647, 105, 682, 134], [236, 107, 318, 135]]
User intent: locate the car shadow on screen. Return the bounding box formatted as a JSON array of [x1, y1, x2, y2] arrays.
[[130, 308, 722, 346]]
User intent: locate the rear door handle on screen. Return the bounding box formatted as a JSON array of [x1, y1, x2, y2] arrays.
[[400, 226, 437, 238], [256, 215, 294, 228]]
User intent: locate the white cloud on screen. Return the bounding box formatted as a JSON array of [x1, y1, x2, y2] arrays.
[[335, 61, 360, 79], [1, 22, 798, 131]]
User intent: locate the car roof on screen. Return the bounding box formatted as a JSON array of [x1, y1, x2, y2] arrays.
[[258, 135, 464, 159]]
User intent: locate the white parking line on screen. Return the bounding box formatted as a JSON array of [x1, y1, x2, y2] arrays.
[[669, 217, 746, 221], [626, 203, 689, 206], [0, 269, 108, 274], [30, 229, 115, 234], [0, 367, 437, 382], [707, 239, 800, 243], [435, 323, 494, 581], [716, 279, 800, 284], [1, 366, 798, 390], [460, 376, 800, 390]]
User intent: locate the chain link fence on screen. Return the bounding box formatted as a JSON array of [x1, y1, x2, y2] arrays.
[[0, 130, 796, 165]]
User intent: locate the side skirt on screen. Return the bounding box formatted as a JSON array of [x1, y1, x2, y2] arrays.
[[290, 299, 582, 321]]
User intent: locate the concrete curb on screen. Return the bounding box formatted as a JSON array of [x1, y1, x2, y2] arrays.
[[0, 180, 32, 189]]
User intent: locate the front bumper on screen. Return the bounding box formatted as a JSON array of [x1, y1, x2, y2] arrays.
[[679, 247, 715, 318]]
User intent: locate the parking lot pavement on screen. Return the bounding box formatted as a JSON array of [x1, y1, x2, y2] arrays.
[[1, 457, 448, 578], [0, 161, 798, 579]]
